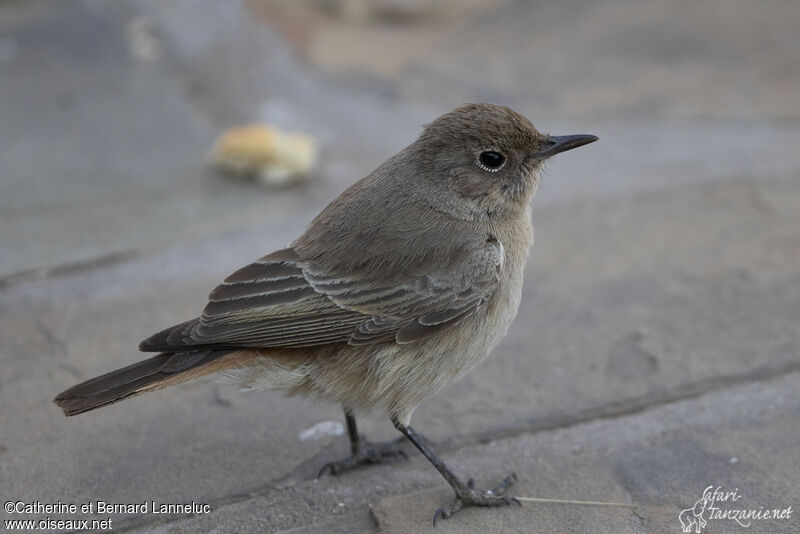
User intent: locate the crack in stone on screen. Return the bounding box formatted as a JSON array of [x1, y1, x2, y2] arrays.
[[631, 506, 648, 528], [0, 249, 142, 290], [456, 359, 800, 450], [36, 319, 81, 378]]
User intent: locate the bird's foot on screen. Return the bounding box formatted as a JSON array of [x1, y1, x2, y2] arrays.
[[433, 473, 520, 526], [318, 435, 408, 477]]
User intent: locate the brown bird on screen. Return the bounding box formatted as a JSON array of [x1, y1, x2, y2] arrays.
[[54, 103, 596, 524]]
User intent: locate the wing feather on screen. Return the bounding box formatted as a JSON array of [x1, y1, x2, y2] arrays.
[[139, 239, 503, 352]]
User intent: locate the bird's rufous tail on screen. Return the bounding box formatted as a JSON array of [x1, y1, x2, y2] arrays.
[[53, 350, 232, 416]]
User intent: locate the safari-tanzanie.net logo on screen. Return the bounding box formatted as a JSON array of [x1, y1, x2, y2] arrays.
[[678, 486, 792, 533]]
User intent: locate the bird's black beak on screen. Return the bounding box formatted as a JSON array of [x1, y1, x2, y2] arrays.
[[532, 134, 598, 159]]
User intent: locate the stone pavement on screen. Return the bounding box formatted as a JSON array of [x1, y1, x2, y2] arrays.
[[1, 1, 798, 533]]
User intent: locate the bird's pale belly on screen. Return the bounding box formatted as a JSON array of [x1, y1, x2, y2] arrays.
[[355, 257, 527, 422]]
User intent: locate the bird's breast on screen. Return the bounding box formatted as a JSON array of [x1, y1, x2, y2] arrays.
[[481, 208, 535, 347]]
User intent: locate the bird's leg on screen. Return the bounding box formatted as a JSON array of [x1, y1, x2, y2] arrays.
[[317, 409, 408, 477], [392, 418, 519, 526]]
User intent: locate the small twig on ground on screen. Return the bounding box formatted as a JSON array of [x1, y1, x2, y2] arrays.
[[515, 496, 636, 508]]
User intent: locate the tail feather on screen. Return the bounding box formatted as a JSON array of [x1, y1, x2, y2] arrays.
[[53, 350, 228, 416]]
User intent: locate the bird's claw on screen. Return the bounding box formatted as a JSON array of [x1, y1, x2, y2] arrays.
[[317, 436, 409, 478], [432, 473, 520, 526]]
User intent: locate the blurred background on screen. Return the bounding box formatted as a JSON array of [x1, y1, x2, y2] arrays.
[[1, 1, 799, 533]]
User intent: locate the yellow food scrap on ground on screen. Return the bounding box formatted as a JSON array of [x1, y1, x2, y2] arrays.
[[209, 124, 318, 186]]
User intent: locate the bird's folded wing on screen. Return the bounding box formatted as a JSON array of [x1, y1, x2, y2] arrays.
[[139, 241, 502, 352]]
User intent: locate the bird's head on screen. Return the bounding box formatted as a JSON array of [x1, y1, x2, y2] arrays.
[[413, 103, 597, 218]]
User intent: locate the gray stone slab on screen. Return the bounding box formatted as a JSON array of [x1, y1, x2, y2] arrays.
[[369, 372, 800, 533], [92, 370, 799, 533], [372, 488, 638, 534], [301, 0, 800, 120]]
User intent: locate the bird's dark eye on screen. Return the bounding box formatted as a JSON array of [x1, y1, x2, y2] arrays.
[[478, 151, 505, 171]]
